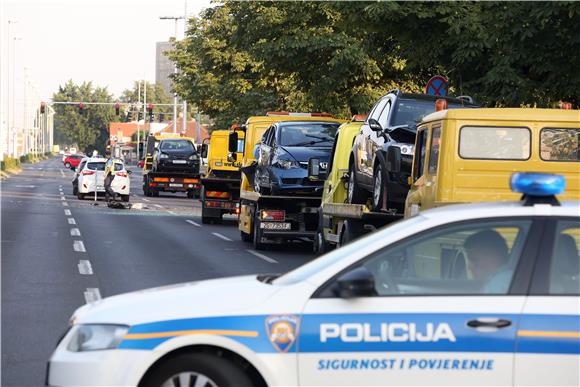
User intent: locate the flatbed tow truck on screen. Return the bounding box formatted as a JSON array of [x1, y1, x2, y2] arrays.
[[142, 133, 201, 198], [234, 112, 346, 250]]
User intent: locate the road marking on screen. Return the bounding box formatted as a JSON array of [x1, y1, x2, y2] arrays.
[[70, 228, 81, 236], [186, 219, 201, 227], [62, 202, 68, 207], [247, 249, 278, 264], [15, 185, 36, 188], [61, 196, 66, 201], [64, 209, 71, 215], [154, 204, 163, 208], [84, 288, 101, 304], [168, 210, 177, 215], [212, 232, 233, 242], [143, 198, 150, 202], [60, 169, 65, 178], [73, 240, 86, 252], [68, 218, 76, 224], [78, 260, 93, 275]]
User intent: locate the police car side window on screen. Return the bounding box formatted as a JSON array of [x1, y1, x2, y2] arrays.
[[357, 220, 532, 296], [548, 221, 579, 295]]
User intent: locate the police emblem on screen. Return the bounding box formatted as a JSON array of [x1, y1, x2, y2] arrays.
[[265, 315, 300, 352]]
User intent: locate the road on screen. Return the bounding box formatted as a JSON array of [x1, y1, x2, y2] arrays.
[[1, 157, 316, 386]]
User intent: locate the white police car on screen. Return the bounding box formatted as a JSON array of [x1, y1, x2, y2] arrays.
[[48, 173, 579, 386]]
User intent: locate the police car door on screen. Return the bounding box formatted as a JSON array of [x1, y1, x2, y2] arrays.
[[298, 217, 543, 386], [515, 218, 580, 386]]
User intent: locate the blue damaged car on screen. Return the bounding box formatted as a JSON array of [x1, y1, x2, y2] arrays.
[[254, 121, 341, 195]]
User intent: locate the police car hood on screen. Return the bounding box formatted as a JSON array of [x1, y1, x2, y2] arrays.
[[72, 275, 280, 325]]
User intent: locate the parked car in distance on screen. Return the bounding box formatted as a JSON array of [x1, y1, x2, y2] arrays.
[[63, 154, 84, 169]]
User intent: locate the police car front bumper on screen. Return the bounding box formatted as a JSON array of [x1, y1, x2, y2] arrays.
[[47, 348, 154, 386]]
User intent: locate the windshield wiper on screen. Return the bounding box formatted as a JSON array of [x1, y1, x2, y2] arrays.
[[257, 273, 281, 284]]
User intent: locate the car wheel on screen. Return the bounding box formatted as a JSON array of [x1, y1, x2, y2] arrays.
[[121, 195, 130, 203], [201, 216, 211, 224], [152, 191, 159, 197], [372, 163, 387, 211], [339, 219, 364, 247], [347, 163, 366, 204], [141, 353, 252, 387], [65, 162, 71, 168], [253, 213, 265, 250], [77, 192, 84, 200]]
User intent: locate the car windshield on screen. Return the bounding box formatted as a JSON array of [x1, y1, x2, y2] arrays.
[[160, 140, 195, 152], [273, 215, 425, 285], [392, 98, 472, 127], [86, 162, 106, 171], [279, 123, 339, 147]]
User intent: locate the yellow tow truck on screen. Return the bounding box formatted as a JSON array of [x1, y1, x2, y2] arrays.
[[142, 133, 201, 198], [199, 128, 245, 223]]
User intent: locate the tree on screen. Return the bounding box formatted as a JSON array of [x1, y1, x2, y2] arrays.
[[119, 81, 173, 121], [52, 80, 115, 154]]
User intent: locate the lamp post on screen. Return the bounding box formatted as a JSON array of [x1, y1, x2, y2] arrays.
[[6, 19, 18, 157], [11, 36, 22, 157], [159, 16, 184, 133]]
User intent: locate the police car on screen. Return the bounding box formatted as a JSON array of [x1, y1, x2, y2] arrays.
[[48, 173, 579, 386]]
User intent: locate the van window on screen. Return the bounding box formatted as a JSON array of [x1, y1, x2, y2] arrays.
[[413, 128, 428, 181], [459, 126, 531, 160], [428, 126, 441, 175], [540, 128, 579, 162]]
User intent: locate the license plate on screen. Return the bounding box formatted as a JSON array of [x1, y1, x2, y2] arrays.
[[169, 183, 182, 187], [172, 160, 186, 164], [261, 222, 291, 230]]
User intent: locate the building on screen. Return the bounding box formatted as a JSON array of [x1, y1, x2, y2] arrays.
[[155, 42, 174, 97]]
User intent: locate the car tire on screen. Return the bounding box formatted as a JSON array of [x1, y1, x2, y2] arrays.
[[372, 163, 387, 211], [347, 163, 366, 204], [121, 195, 130, 203], [241, 230, 252, 242], [339, 219, 364, 247], [187, 191, 195, 199], [140, 352, 252, 387], [64, 162, 71, 169], [253, 213, 265, 250], [152, 191, 159, 197], [201, 216, 211, 224], [77, 192, 84, 200]]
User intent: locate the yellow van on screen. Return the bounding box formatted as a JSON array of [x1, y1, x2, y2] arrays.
[[405, 108, 579, 217]]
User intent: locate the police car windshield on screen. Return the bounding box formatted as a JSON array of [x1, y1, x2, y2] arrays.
[[273, 215, 425, 285], [392, 99, 471, 127], [280, 123, 339, 147], [160, 140, 195, 152]]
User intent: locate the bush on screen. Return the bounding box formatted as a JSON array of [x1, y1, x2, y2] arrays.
[[1, 156, 21, 171]]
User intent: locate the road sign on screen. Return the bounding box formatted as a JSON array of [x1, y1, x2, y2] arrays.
[[425, 75, 448, 97]]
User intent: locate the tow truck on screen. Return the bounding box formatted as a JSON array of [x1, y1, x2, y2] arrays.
[[233, 112, 346, 249], [142, 133, 201, 198], [199, 128, 244, 223]]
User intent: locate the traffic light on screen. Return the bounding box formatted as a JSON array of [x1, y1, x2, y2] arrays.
[[126, 111, 133, 122], [138, 142, 144, 155], [147, 103, 154, 120], [115, 103, 120, 115], [138, 112, 143, 121], [79, 102, 85, 115], [40, 101, 46, 114], [158, 112, 165, 122]]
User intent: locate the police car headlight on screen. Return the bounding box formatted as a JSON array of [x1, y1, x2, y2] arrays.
[[159, 153, 169, 159], [67, 324, 129, 352]]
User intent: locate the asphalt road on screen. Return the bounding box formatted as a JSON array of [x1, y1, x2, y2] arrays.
[[1, 157, 316, 386]]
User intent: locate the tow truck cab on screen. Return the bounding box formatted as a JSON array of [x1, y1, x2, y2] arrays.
[[405, 108, 580, 217]]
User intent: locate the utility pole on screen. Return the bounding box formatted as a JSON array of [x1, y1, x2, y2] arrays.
[[182, 0, 188, 136], [6, 20, 17, 158], [143, 81, 147, 148], [159, 16, 184, 133], [11, 36, 22, 157], [136, 80, 141, 161]]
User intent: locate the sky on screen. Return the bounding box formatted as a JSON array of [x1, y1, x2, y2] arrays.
[[1, 0, 212, 129]]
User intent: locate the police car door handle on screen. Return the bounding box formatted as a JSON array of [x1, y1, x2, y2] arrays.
[[467, 318, 512, 329]]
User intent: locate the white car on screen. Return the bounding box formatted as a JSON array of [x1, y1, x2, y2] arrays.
[[76, 157, 131, 201], [47, 173, 579, 386]]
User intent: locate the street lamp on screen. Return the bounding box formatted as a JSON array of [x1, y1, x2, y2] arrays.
[[12, 36, 22, 157], [159, 16, 184, 134], [6, 19, 18, 157]]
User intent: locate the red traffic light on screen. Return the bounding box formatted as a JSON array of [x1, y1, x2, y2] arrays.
[[78, 103, 85, 114], [115, 103, 120, 115], [147, 103, 154, 112], [40, 101, 46, 114]]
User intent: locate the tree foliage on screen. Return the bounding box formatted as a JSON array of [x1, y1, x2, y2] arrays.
[[119, 81, 172, 113], [52, 80, 115, 154], [169, 1, 579, 126]]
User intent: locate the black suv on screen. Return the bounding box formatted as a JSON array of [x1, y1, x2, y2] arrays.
[[348, 90, 477, 212], [152, 138, 200, 173]]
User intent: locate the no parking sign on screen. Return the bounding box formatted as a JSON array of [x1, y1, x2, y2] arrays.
[[425, 75, 449, 97]]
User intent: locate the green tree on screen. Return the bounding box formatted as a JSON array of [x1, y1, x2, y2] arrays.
[[52, 80, 115, 154]]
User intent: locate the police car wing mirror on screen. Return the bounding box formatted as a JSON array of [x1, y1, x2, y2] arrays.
[[335, 266, 376, 298], [308, 158, 320, 178], [368, 118, 383, 132]]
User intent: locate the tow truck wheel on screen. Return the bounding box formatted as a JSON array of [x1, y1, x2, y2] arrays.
[[152, 191, 159, 197], [372, 163, 387, 211], [347, 163, 366, 204], [142, 353, 252, 387], [201, 216, 211, 224], [253, 215, 265, 250], [339, 219, 364, 247], [187, 190, 195, 199], [241, 230, 252, 242]]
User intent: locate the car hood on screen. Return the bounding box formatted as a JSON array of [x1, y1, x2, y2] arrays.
[[279, 146, 332, 163], [72, 275, 281, 326]]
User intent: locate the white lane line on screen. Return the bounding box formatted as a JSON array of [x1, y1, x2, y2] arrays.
[[143, 198, 150, 202], [77, 260, 93, 275], [168, 210, 176, 215], [64, 209, 71, 215], [62, 202, 69, 207], [68, 218, 76, 224], [84, 288, 101, 304], [60, 169, 65, 178], [61, 196, 66, 201], [247, 249, 279, 264], [70, 228, 81, 236], [73, 240, 86, 252], [212, 232, 233, 242], [154, 204, 163, 208], [185, 219, 201, 227]]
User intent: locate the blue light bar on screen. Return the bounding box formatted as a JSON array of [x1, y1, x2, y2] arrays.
[[510, 173, 565, 196]]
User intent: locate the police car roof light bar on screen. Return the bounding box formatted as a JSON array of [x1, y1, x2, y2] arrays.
[[510, 172, 565, 207]]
